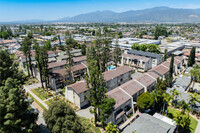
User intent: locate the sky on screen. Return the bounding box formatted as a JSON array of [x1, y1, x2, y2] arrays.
[[1, 0, 200, 22]]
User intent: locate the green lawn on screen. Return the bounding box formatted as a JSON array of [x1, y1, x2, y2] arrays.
[[28, 93, 47, 110], [79, 117, 101, 133], [31, 88, 52, 101], [168, 107, 198, 133]]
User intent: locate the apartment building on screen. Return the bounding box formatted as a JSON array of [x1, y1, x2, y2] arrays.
[[65, 66, 133, 108], [106, 72, 160, 124], [103, 66, 132, 91], [127, 50, 163, 68], [49, 62, 88, 90], [120, 53, 152, 72]]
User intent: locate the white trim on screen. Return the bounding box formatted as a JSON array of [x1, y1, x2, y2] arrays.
[[145, 73, 157, 81], [134, 79, 147, 92], [119, 87, 132, 98], [161, 64, 169, 69]]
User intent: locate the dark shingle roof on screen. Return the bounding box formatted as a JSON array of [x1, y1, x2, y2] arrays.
[[122, 113, 176, 133], [128, 50, 162, 58]]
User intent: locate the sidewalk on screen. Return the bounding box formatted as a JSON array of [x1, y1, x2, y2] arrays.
[[24, 84, 49, 109], [195, 119, 200, 133]]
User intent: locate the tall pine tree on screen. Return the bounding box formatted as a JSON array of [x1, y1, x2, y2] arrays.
[[0, 78, 38, 133], [113, 39, 122, 67], [188, 47, 196, 67], [168, 54, 174, 87]]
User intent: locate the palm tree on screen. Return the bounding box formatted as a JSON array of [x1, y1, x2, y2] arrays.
[[173, 112, 191, 132], [189, 93, 200, 108], [170, 88, 180, 103], [179, 100, 191, 113], [190, 64, 200, 89], [162, 93, 173, 115]]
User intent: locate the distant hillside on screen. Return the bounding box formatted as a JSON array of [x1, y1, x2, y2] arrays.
[[2, 7, 200, 24], [58, 7, 200, 23]]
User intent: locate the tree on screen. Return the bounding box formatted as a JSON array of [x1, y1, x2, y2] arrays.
[[0, 78, 38, 133], [105, 123, 119, 133], [27, 32, 33, 39], [45, 31, 51, 36], [66, 37, 78, 48], [22, 37, 33, 77], [170, 88, 180, 103], [99, 97, 115, 128], [189, 94, 200, 108], [40, 46, 49, 88], [151, 79, 168, 111], [173, 112, 191, 132], [168, 54, 174, 87], [190, 65, 200, 89], [179, 100, 191, 113], [101, 39, 111, 72], [34, 41, 44, 88], [85, 59, 107, 126], [81, 44, 86, 55], [131, 43, 140, 51], [140, 44, 147, 51], [65, 45, 74, 84], [45, 40, 51, 50], [7, 27, 13, 37], [1, 31, 9, 39], [118, 32, 123, 38], [147, 43, 161, 54], [113, 39, 122, 67], [188, 47, 196, 67], [154, 26, 168, 40], [136, 92, 154, 111], [163, 49, 168, 61], [43, 100, 87, 133], [0, 49, 25, 86], [57, 35, 61, 45]]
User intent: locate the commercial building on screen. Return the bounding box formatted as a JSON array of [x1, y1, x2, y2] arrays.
[[111, 38, 161, 50]]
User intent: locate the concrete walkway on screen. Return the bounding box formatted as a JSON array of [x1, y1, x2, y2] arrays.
[[195, 119, 200, 133], [24, 84, 49, 109], [76, 106, 94, 119]]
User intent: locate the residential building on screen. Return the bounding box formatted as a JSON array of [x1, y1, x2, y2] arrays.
[[103, 66, 132, 91], [120, 53, 152, 72], [49, 62, 88, 90], [122, 113, 176, 133], [65, 80, 89, 108], [127, 50, 163, 68], [106, 72, 160, 124], [65, 66, 133, 109]]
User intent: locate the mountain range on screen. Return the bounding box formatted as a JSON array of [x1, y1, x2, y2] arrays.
[[2, 6, 200, 24]]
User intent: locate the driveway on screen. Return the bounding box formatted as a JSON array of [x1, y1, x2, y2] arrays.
[[31, 102, 50, 133], [76, 106, 94, 119]]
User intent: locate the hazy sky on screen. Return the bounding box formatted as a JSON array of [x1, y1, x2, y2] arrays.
[[1, 0, 200, 22]]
